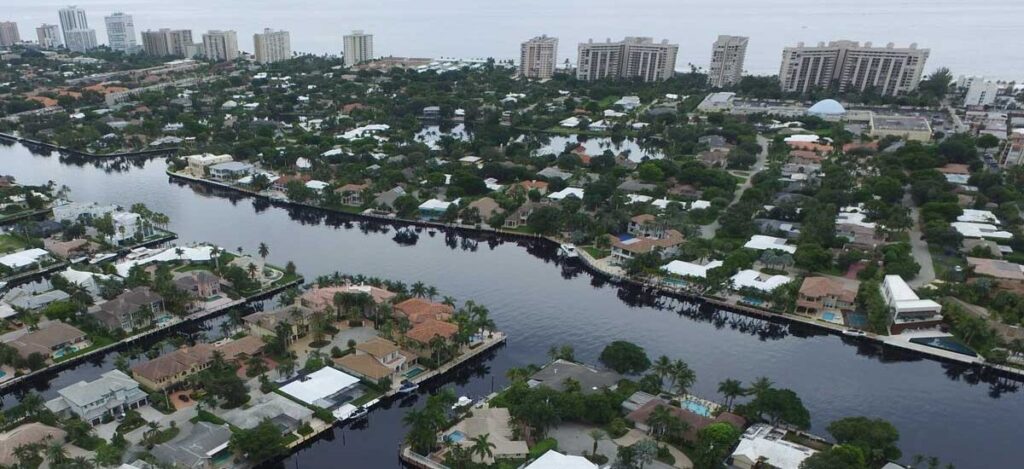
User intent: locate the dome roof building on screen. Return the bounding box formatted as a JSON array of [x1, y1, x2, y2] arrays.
[[807, 99, 846, 116]]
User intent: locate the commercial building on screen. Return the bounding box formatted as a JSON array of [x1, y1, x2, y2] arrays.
[[880, 275, 943, 334], [103, 12, 137, 52], [58, 5, 89, 45], [577, 37, 678, 82], [343, 30, 374, 66], [44, 370, 148, 425], [36, 24, 62, 49], [965, 79, 999, 107], [201, 30, 238, 62], [708, 35, 748, 88], [779, 40, 929, 96], [869, 114, 932, 141], [520, 35, 558, 79], [253, 28, 291, 64], [64, 28, 97, 53], [141, 28, 194, 57], [0, 22, 20, 47]]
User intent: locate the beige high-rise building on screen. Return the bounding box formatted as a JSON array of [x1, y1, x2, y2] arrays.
[[65, 28, 97, 53], [520, 35, 558, 79], [577, 37, 678, 82], [202, 30, 239, 62], [779, 40, 929, 96], [0, 22, 20, 47], [104, 12, 137, 53], [253, 28, 291, 64], [343, 30, 373, 66], [708, 35, 748, 88], [142, 29, 194, 57], [36, 24, 62, 49]]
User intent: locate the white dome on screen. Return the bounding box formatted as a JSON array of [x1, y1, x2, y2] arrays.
[[808, 99, 846, 115]]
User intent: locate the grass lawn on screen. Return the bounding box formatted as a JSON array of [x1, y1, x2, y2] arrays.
[[174, 263, 215, 273], [53, 336, 116, 363], [929, 246, 963, 281], [351, 388, 383, 407], [582, 246, 610, 259], [0, 234, 27, 254]]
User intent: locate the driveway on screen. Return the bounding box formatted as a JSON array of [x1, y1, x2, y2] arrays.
[[293, 323, 380, 362], [904, 192, 936, 287], [548, 423, 619, 461]]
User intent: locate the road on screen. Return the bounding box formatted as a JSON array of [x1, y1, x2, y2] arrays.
[[904, 192, 937, 287], [699, 134, 770, 238]]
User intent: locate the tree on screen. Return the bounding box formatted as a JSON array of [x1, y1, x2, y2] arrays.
[[588, 429, 606, 457], [795, 244, 832, 272], [799, 444, 867, 469], [749, 388, 811, 430], [469, 433, 496, 462], [693, 422, 742, 469], [827, 417, 902, 467], [670, 359, 696, 396], [258, 242, 270, 260], [599, 341, 651, 374], [230, 419, 289, 463], [717, 379, 746, 411], [526, 205, 563, 235]]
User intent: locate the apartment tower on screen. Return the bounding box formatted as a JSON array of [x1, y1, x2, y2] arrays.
[[0, 22, 20, 47], [104, 12, 137, 53], [342, 30, 373, 66], [708, 35, 748, 88], [779, 40, 929, 96], [520, 35, 558, 79], [141, 29, 194, 57], [36, 24, 62, 49], [201, 30, 239, 62], [577, 37, 678, 82], [253, 28, 291, 64]]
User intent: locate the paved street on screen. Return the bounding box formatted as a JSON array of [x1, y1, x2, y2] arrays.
[[700, 135, 770, 239], [904, 192, 937, 287]]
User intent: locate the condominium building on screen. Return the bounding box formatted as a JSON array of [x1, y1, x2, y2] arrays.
[[36, 24, 62, 49], [103, 12, 137, 53], [343, 30, 374, 66], [65, 28, 97, 53], [577, 37, 678, 82], [708, 35, 748, 88], [201, 30, 239, 62], [0, 22, 20, 47], [779, 40, 929, 96], [58, 5, 89, 45], [141, 28, 194, 57], [253, 28, 291, 64], [965, 79, 999, 107], [520, 35, 558, 79]]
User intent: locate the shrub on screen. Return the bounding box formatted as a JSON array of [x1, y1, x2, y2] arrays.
[[528, 438, 558, 459]]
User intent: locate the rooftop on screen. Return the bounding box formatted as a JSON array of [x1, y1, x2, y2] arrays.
[[528, 359, 620, 395], [279, 366, 359, 407]]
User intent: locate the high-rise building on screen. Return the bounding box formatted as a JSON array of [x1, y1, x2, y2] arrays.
[[708, 35, 748, 88], [142, 29, 194, 57], [779, 40, 929, 96], [65, 28, 97, 53], [58, 5, 89, 45], [520, 35, 558, 79], [342, 30, 373, 66], [965, 79, 999, 107], [0, 22, 20, 47], [253, 28, 291, 64], [202, 30, 238, 62], [577, 37, 678, 82], [36, 24, 62, 49], [104, 12, 137, 53]]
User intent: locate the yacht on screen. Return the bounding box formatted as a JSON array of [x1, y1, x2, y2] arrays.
[[842, 329, 867, 337], [559, 243, 578, 258], [397, 379, 419, 394]]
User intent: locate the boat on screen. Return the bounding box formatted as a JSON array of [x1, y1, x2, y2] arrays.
[[88, 252, 117, 264], [348, 406, 368, 420], [559, 243, 578, 258], [451, 396, 473, 410], [397, 379, 419, 394], [842, 329, 867, 337]]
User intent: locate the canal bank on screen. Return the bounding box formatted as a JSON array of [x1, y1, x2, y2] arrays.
[[1, 143, 1020, 468]]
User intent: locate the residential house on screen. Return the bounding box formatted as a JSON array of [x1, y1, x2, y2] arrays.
[[173, 271, 222, 301], [107, 211, 154, 244], [880, 275, 943, 334], [131, 336, 264, 390], [0, 248, 53, 274], [524, 450, 598, 469], [617, 179, 657, 194], [151, 422, 232, 469], [628, 214, 666, 238], [512, 180, 549, 196], [503, 202, 540, 229], [697, 150, 729, 168], [373, 186, 407, 210], [728, 424, 817, 469], [730, 270, 792, 293], [698, 134, 730, 152], [966, 257, 1024, 293], [0, 423, 67, 466], [405, 318, 459, 356], [272, 174, 310, 192], [207, 161, 253, 180], [93, 287, 164, 332], [796, 277, 857, 318], [608, 229, 685, 264], [394, 298, 454, 324], [468, 197, 503, 223], [300, 284, 396, 316], [334, 337, 415, 385], [7, 322, 88, 361], [627, 398, 745, 443], [443, 407, 529, 464], [744, 235, 796, 254], [335, 183, 369, 206], [45, 370, 148, 425], [527, 359, 620, 395], [242, 304, 314, 342]]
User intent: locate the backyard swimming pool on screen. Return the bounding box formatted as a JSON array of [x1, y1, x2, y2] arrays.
[[446, 431, 467, 443], [822, 312, 838, 322], [682, 398, 711, 417], [404, 366, 425, 379]]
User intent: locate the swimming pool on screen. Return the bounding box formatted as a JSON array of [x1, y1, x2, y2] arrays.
[[404, 367, 425, 379], [682, 399, 711, 417], [822, 312, 838, 322], [446, 431, 466, 443]]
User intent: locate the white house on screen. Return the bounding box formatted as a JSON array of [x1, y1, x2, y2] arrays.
[[44, 370, 149, 426], [108, 212, 152, 244], [661, 259, 723, 279], [743, 235, 797, 254], [547, 187, 584, 201], [730, 270, 792, 293], [729, 424, 816, 469], [880, 275, 943, 334]]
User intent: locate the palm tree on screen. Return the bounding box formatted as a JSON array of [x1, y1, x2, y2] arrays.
[[652, 355, 673, 391], [410, 281, 427, 298], [278, 358, 296, 380], [749, 376, 773, 398], [588, 429, 606, 457], [247, 262, 258, 280], [468, 433, 495, 462], [671, 360, 696, 396], [717, 379, 746, 411], [46, 441, 68, 465], [426, 285, 439, 300], [442, 296, 456, 307], [20, 393, 44, 418], [258, 242, 270, 260]]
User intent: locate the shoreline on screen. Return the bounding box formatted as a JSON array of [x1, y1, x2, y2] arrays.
[[0, 132, 179, 159], [166, 169, 1024, 381]]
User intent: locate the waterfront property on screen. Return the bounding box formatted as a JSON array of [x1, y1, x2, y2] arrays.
[[243, 304, 314, 342], [278, 366, 361, 408], [443, 407, 529, 463], [45, 369, 149, 425], [394, 298, 454, 324], [796, 276, 857, 323], [527, 359, 620, 394], [131, 336, 265, 391], [151, 421, 233, 469], [91, 286, 165, 332], [626, 397, 746, 443], [6, 321, 88, 361], [728, 424, 817, 469], [334, 337, 415, 385], [881, 275, 943, 334], [0, 423, 68, 466]]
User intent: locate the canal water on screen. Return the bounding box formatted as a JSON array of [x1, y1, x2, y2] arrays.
[[0, 142, 1019, 468]]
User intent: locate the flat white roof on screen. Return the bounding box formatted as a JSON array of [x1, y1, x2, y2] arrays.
[[730, 269, 792, 292], [548, 187, 584, 201], [279, 367, 359, 406], [418, 199, 457, 211], [883, 275, 919, 302], [744, 235, 796, 254], [115, 245, 216, 277], [661, 260, 723, 279], [952, 222, 1013, 239], [957, 209, 999, 224], [0, 248, 50, 269], [525, 450, 598, 469], [731, 425, 816, 469]]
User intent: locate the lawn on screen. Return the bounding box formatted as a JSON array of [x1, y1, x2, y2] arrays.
[[174, 263, 215, 273], [53, 336, 116, 363], [0, 234, 26, 254], [582, 246, 610, 259], [351, 388, 383, 407]]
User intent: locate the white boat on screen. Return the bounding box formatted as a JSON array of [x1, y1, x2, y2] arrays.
[[397, 379, 419, 394], [451, 396, 473, 410], [842, 329, 867, 337], [559, 243, 578, 258], [88, 252, 117, 264]]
